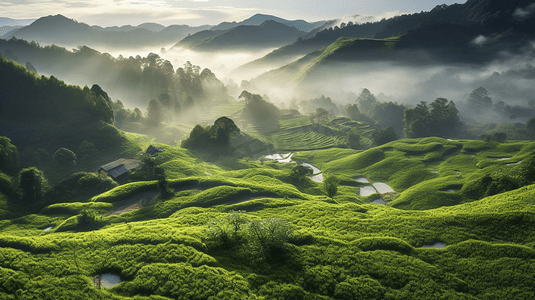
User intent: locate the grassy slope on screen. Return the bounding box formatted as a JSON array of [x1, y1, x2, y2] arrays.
[[2, 136, 535, 299]]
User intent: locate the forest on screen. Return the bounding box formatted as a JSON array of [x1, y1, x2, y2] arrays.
[[1, 0, 535, 299]]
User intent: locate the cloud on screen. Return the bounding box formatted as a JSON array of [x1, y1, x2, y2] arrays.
[[0, 0, 258, 26], [471, 35, 489, 46], [513, 3, 535, 20]]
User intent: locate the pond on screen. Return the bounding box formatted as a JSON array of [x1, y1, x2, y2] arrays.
[[96, 273, 122, 288], [495, 157, 512, 161], [264, 153, 323, 182], [371, 199, 386, 205], [278, 153, 295, 163], [43, 226, 53, 231], [354, 177, 370, 183], [264, 153, 284, 160], [372, 182, 394, 194], [420, 242, 446, 249], [443, 189, 456, 193], [359, 186, 377, 196]]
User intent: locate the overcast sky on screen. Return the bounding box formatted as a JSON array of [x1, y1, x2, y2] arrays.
[[1, 0, 466, 27]]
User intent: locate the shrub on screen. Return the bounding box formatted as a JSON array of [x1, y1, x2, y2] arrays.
[[18, 167, 47, 201], [324, 175, 339, 199], [53, 147, 77, 166]]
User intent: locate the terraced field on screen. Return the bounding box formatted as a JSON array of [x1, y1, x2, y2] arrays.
[[266, 130, 342, 150], [3, 131, 535, 299]]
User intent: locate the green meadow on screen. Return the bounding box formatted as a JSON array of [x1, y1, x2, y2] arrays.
[[2, 130, 535, 299]]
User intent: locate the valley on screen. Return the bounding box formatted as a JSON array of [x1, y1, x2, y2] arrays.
[[1, 0, 535, 299]]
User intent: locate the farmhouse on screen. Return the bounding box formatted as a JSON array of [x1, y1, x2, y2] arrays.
[[99, 158, 141, 179]]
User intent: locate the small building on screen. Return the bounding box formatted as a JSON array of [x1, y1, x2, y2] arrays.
[[99, 158, 141, 179], [146, 145, 164, 156]]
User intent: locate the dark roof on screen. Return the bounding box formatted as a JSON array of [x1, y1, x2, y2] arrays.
[[100, 158, 141, 179], [106, 165, 130, 179], [146, 145, 164, 155]]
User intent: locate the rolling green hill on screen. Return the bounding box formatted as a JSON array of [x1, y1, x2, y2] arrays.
[[2, 129, 535, 299]]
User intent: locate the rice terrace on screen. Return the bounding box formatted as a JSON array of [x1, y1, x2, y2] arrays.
[[2, 0, 535, 299]]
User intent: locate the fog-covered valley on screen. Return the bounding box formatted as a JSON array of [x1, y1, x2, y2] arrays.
[[2, 1, 535, 299]]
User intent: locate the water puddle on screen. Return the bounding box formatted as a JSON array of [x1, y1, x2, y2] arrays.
[[430, 170, 439, 174], [43, 226, 53, 231], [420, 242, 446, 249], [264, 154, 284, 160], [302, 163, 321, 174], [278, 153, 295, 163], [354, 177, 370, 183], [94, 273, 122, 288], [371, 199, 386, 205], [494, 157, 512, 161], [265, 153, 323, 182], [372, 182, 394, 194], [506, 160, 523, 166], [359, 186, 377, 196], [443, 189, 456, 193]]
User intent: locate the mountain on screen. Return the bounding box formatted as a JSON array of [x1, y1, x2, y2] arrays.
[[0, 26, 21, 37], [172, 20, 307, 51], [249, 0, 535, 88], [210, 13, 326, 32], [0, 17, 35, 27], [230, 20, 387, 78], [5, 15, 209, 49]]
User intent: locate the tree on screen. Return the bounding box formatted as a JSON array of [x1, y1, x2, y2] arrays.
[[370, 101, 406, 136], [324, 175, 339, 198], [155, 166, 173, 199], [18, 167, 47, 201], [239, 90, 280, 132], [211, 117, 240, 145], [403, 98, 462, 138], [138, 155, 156, 180], [347, 130, 362, 150], [292, 164, 313, 178], [53, 148, 77, 166], [357, 88, 377, 116], [0, 136, 19, 175], [526, 116, 535, 138], [314, 108, 329, 124], [467, 87, 492, 109], [372, 126, 397, 146], [90, 84, 111, 106], [146, 99, 162, 127]]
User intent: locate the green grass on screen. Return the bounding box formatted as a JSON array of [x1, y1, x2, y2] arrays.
[[3, 135, 535, 299], [266, 131, 341, 151]]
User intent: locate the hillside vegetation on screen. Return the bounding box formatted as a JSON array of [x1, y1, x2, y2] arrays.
[[2, 129, 535, 299]]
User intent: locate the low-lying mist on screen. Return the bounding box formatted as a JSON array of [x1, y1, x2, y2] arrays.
[[244, 47, 535, 124]]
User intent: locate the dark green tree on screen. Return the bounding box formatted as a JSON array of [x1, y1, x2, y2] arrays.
[[18, 167, 47, 201], [324, 175, 340, 199], [526, 116, 535, 138], [292, 163, 313, 178], [404, 98, 462, 138], [53, 148, 77, 166], [0, 136, 19, 175], [370, 101, 406, 136], [371, 126, 397, 145], [211, 116, 240, 145], [347, 130, 362, 150], [155, 166, 173, 199], [138, 155, 156, 180]]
